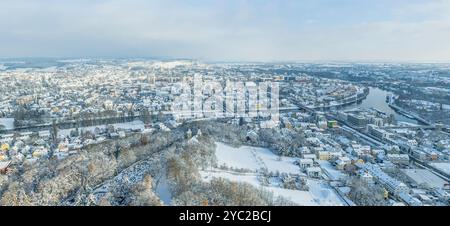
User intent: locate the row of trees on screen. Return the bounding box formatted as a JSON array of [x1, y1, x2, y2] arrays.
[[0, 126, 182, 206]]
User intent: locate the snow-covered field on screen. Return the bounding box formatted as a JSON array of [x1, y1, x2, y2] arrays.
[[200, 170, 345, 206], [0, 118, 14, 130], [204, 142, 346, 206], [317, 160, 346, 181], [215, 142, 300, 174]]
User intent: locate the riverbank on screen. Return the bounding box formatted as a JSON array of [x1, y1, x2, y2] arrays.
[[341, 87, 420, 124]]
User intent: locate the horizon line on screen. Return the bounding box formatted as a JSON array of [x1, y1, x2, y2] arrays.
[[1, 56, 450, 65]]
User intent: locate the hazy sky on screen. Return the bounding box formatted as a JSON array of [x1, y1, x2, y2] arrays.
[[1, 0, 450, 62]]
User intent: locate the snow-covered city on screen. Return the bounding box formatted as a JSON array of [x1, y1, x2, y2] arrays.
[[0, 59, 449, 207], [1, 3, 450, 226]]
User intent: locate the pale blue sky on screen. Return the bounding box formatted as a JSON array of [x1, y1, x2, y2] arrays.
[[1, 0, 449, 61]]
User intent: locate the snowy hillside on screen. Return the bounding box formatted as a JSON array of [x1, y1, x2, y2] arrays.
[[200, 142, 346, 206]]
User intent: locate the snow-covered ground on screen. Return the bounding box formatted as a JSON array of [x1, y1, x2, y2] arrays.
[[0, 118, 14, 130], [200, 170, 345, 206], [430, 162, 450, 175], [204, 142, 346, 206], [215, 142, 261, 171], [317, 160, 346, 181], [402, 169, 446, 189], [215, 142, 300, 174]]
